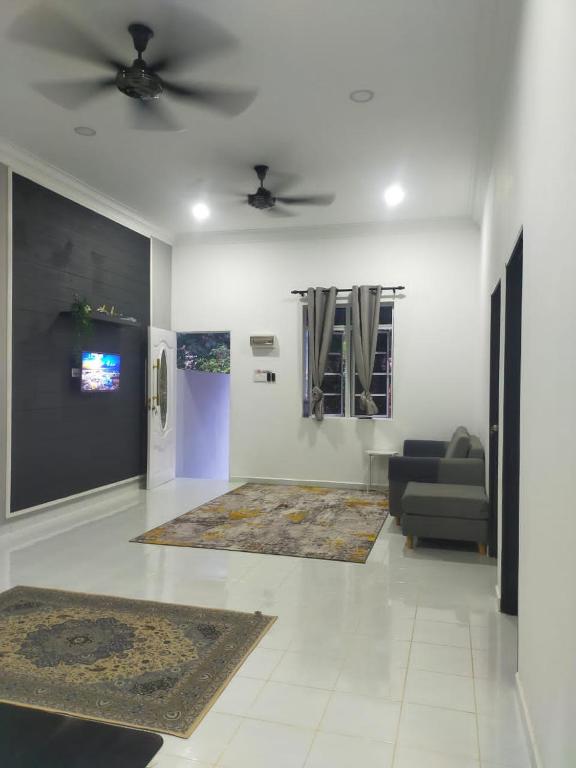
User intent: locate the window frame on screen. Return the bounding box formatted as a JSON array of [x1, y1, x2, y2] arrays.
[[302, 300, 394, 420], [350, 312, 394, 419]]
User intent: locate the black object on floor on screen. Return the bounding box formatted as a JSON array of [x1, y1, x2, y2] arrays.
[[0, 703, 163, 768]]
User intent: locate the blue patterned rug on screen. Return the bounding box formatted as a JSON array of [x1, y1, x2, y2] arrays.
[[0, 587, 275, 737]]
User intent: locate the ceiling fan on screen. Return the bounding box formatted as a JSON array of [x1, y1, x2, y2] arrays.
[[242, 165, 335, 216], [9, 6, 257, 131]]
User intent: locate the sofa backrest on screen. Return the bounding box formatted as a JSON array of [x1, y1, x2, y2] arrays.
[[445, 426, 471, 458], [468, 435, 484, 460]]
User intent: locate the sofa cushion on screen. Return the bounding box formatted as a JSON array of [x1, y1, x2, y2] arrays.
[[402, 482, 489, 520], [445, 426, 471, 459]]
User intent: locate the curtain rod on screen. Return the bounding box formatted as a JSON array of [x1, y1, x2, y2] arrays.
[[290, 285, 405, 296]]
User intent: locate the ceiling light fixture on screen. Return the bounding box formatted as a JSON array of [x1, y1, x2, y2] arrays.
[[74, 126, 96, 136], [191, 202, 211, 222], [349, 89, 374, 103], [384, 184, 406, 208]]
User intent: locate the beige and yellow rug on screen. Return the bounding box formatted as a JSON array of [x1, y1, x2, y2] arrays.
[[0, 586, 275, 738], [132, 484, 388, 563]]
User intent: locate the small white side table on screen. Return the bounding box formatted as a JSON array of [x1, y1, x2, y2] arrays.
[[366, 449, 399, 491]]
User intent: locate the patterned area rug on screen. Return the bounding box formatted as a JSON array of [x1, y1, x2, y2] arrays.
[[132, 484, 388, 563], [0, 587, 275, 737]]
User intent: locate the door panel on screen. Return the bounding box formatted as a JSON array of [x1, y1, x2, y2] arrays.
[[488, 283, 501, 557], [501, 233, 523, 616], [147, 327, 176, 490]]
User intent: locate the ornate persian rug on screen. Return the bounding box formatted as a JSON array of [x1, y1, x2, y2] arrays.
[[0, 586, 275, 738], [132, 483, 388, 563]]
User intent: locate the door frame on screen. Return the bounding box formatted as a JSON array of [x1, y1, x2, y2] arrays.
[[146, 327, 177, 490], [501, 231, 523, 616], [488, 282, 501, 558]]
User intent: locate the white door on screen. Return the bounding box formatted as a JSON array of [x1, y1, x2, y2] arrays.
[[147, 327, 177, 489]]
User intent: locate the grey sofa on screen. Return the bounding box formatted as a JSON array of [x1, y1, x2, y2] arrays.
[[388, 427, 486, 520], [388, 427, 489, 552]]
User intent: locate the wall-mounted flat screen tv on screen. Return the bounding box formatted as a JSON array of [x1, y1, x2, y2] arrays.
[[81, 352, 121, 392]]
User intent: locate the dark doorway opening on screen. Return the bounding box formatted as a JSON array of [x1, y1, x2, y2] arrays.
[[488, 282, 501, 558], [501, 231, 523, 616]]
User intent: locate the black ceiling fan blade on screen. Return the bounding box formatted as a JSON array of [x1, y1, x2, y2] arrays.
[[162, 81, 257, 116], [147, 9, 238, 74], [33, 77, 117, 109], [269, 172, 301, 196], [267, 206, 296, 218], [129, 99, 182, 132], [276, 194, 335, 206], [9, 6, 124, 70]]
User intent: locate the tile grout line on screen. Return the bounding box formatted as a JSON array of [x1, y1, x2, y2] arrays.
[[389, 602, 416, 767], [469, 621, 483, 765]]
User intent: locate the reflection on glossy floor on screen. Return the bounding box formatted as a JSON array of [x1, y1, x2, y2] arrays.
[[0, 479, 532, 768]]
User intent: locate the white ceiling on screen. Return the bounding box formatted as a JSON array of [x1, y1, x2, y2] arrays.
[[0, 0, 504, 236]]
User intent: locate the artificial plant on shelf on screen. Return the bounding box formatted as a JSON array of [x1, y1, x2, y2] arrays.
[[70, 295, 93, 358]]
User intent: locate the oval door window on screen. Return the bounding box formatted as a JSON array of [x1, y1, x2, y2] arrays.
[[158, 349, 168, 429]]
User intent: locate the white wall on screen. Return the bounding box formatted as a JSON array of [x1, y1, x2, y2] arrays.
[[172, 221, 482, 487], [480, 1, 576, 764], [151, 238, 172, 329]]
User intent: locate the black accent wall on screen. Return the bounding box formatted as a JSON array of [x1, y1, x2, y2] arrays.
[[11, 175, 150, 512]]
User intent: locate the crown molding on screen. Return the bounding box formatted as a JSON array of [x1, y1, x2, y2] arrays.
[[175, 215, 477, 247], [0, 137, 173, 245]]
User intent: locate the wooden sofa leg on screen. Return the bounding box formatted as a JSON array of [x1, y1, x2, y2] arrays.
[[406, 535, 414, 550], [395, 516, 401, 527], [478, 542, 487, 556]]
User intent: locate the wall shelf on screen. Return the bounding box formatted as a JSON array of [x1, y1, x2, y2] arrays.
[[59, 311, 141, 328]]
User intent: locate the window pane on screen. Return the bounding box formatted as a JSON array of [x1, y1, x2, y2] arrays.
[[323, 394, 344, 416], [302, 323, 310, 417], [371, 375, 388, 395], [325, 354, 342, 374], [379, 305, 393, 324], [355, 374, 388, 395], [323, 374, 343, 395], [373, 353, 388, 373], [355, 393, 388, 414], [334, 306, 347, 326], [376, 330, 391, 353], [329, 332, 343, 354]]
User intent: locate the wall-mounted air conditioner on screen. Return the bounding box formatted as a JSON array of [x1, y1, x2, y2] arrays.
[[250, 335, 276, 348]]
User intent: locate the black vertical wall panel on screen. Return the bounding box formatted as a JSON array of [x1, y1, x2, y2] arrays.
[[11, 175, 150, 512]]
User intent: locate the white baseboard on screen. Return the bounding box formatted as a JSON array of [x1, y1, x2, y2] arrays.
[[516, 673, 543, 768], [7, 476, 143, 519], [1, 477, 143, 539], [230, 475, 386, 491]]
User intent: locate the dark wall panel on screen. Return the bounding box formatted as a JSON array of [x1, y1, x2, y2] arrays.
[[11, 175, 150, 512]]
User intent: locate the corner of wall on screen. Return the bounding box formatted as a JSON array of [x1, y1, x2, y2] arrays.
[[0, 162, 10, 525]]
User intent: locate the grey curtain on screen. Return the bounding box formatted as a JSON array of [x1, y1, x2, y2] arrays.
[[307, 286, 337, 421], [351, 285, 382, 415]]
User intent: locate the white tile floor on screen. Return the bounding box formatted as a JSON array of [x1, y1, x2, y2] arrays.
[[0, 479, 533, 768]]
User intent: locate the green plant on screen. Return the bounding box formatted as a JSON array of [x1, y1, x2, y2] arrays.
[[70, 295, 93, 350]]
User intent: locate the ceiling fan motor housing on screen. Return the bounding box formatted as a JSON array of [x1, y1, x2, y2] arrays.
[[116, 23, 163, 100], [116, 63, 163, 100], [248, 189, 276, 209]]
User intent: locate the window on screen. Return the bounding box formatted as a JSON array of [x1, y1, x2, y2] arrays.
[[302, 306, 347, 417], [302, 302, 393, 418], [352, 304, 393, 418]]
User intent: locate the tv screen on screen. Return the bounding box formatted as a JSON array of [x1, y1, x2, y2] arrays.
[[81, 352, 121, 392]]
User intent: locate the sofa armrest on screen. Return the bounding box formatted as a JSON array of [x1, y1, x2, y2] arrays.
[[403, 440, 448, 458], [437, 459, 485, 486], [389, 456, 440, 484]]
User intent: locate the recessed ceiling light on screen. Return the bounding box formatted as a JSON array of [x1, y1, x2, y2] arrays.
[[349, 89, 374, 103], [384, 184, 406, 208], [191, 202, 211, 222], [74, 126, 96, 136]]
